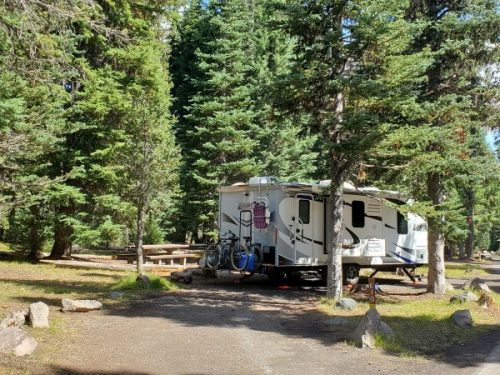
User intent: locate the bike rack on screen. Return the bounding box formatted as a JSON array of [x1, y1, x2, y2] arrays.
[[239, 209, 252, 245]]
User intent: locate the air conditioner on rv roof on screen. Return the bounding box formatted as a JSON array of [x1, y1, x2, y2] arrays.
[[248, 176, 279, 186]]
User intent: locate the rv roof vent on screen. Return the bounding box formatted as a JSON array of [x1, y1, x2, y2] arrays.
[[248, 176, 279, 186]]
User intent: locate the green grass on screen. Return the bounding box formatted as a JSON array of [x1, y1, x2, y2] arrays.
[[320, 292, 500, 357], [360, 262, 488, 279], [116, 274, 178, 291], [0, 257, 178, 317], [374, 334, 416, 357], [421, 263, 488, 278], [0, 255, 179, 374]]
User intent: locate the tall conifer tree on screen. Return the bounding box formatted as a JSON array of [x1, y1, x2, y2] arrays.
[[368, 0, 499, 293]]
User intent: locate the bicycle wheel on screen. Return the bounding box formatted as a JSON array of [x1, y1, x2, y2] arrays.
[[205, 243, 222, 269], [249, 243, 263, 269], [230, 243, 249, 271]]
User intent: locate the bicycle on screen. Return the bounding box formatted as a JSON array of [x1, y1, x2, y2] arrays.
[[205, 230, 250, 271]]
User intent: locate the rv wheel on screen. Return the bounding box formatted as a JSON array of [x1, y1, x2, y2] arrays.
[[343, 264, 360, 285], [268, 269, 285, 284]]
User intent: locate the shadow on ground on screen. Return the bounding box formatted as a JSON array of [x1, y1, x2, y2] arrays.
[[99, 273, 499, 369], [48, 367, 151, 375]]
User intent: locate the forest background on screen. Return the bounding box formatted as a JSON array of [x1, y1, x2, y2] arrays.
[[0, 0, 498, 295]]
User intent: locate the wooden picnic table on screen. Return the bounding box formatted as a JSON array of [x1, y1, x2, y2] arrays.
[[120, 243, 200, 267], [146, 253, 201, 267]]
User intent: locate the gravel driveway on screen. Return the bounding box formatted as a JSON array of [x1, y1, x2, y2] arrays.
[[39, 272, 499, 375]]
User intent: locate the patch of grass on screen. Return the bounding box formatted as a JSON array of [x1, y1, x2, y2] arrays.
[[420, 262, 488, 278], [319, 292, 500, 358], [116, 274, 178, 291], [374, 334, 416, 357], [360, 262, 488, 280]]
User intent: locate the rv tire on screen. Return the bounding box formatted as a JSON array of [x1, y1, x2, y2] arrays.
[[268, 269, 285, 284]]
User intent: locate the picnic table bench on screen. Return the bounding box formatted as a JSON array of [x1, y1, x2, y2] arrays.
[[117, 243, 204, 267], [146, 253, 201, 266]]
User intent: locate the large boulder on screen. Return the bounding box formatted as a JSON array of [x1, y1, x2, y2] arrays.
[[450, 291, 478, 304], [61, 298, 102, 312], [463, 277, 484, 291], [474, 283, 492, 294], [29, 302, 49, 328], [335, 298, 357, 311], [352, 308, 394, 349], [451, 310, 473, 328], [0, 327, 38, 356], [170, 270, 193, 284], [0, 311, 27, 328]]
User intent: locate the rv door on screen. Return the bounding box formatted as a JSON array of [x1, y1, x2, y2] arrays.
[[294, 194, 315, 264]]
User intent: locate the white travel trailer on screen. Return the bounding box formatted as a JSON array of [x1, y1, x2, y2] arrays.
[[216, 176, 428, 282]]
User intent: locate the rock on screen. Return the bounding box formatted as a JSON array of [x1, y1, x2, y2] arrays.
[[451, 309, 473, 328], [445, 282, 455, 292], [0, 311, 28, 328], [463, 277, 484, 291], [326, 317, 349, 325], [0, 327, 38, 356], [478, 292, 495, 309], [474, 283, 492, 294], [61, 298, 102, 312], [450, 292, 479, 304], [136, 274, 151, 285], [29, 302, 49, 328], [109, 291, 125, 299], [335, 298, 357, 311], [170, 270, 193, 284], [352, 308, 394, 349]]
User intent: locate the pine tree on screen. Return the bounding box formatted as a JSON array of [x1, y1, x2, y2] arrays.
[[280, 0, 429, 298], [368, 0, 499, 293], [171, 0, 322, 242], [0, 0, 91, 258], [174, 0, 262, 241]]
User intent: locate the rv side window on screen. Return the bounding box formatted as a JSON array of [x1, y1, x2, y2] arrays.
[[352, 200, 365, 228], [397, 212, 408, 234], [298, 200, 310, 224]]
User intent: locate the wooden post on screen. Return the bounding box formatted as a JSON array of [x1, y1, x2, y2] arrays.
[[368, 277, 376, 308]]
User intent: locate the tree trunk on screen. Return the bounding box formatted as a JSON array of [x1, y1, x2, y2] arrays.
[[135, 202, 145, 276], [326, 189, 343, 299], [464, 188, 475, 259], [426, 172, 446, 294], [49, 221, 72, 259], [28, 205, 41, 260], [326, 163, 345, 300]]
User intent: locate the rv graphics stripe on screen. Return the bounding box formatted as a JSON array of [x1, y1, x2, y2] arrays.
[[222, 213, 238, 225], [297, 234, 324, 246], [343, 202, 381, 221], [388, 251, 415, 264], [234, 215, 252, 228], [345, 227, 360, 245], [393, 243, 416, 254]]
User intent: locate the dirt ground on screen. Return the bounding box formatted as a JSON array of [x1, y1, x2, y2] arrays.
[[3, 267, 495, 375]]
